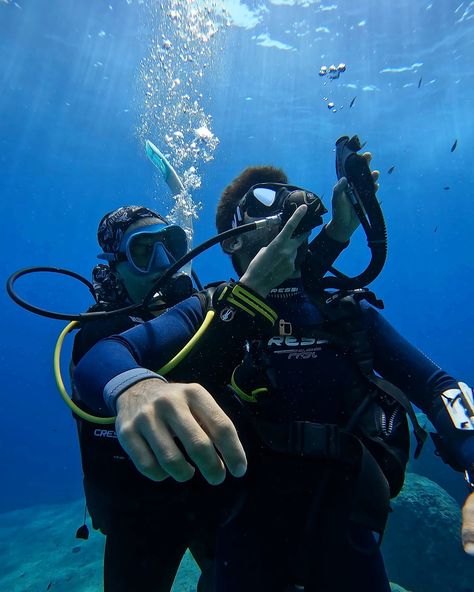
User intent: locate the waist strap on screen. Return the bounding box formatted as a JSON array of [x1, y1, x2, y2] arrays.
[[256, 420, 359, 464]]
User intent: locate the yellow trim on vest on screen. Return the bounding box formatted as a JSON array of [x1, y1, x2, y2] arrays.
[[230, 286, 277, 325], [217, 285, 228, 302], [226, 296, 256, 317], [233, 284, 277, 321]]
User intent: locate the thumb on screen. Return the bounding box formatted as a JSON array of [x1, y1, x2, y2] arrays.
[[333, 177, 348, 198]]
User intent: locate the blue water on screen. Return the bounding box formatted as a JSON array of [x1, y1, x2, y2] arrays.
[[0, 0, 473, 587]]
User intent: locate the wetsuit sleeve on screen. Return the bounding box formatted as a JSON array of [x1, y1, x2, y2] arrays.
[[73, 296, 206, 414], [73, 283, 278, 415], [72, 314, 137, 365], [364, 305, 474, 472], [302, 225, 350, 291]]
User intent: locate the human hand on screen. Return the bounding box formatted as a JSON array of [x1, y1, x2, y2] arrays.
[[240, 204, 310, 297], [115, 378, 248, 485], [325, 152, 380, 243], [462, 491, 474, 555]]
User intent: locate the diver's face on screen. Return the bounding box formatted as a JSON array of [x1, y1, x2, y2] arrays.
[[235, 211, 308, 277], [240, 211, 281, 261]]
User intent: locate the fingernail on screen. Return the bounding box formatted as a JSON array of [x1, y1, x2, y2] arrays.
[[233, 462, 247, 478], [209, 472, 226, 486], [464, 543, 474, 556]]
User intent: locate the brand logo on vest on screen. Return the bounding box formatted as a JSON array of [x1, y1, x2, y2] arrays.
[[220, 307, 236, 322], [94, 429, 118, 439]]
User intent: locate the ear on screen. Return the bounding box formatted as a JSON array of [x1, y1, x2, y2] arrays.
[[221, 235, 243, 255]]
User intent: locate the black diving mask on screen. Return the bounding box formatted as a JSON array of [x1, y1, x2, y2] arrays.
[[232, 183, 327, 235]]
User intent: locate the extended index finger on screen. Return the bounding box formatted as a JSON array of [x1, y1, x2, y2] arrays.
[[276, 204, 308, 242]]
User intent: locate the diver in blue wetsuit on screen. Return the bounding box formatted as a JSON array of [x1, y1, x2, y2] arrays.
[[74, 166, 474, 591], [71, 205, 217, 592]]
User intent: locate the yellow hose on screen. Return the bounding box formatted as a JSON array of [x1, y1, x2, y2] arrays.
[[54, 310, 216, 425], [54, 321, 116, 424]]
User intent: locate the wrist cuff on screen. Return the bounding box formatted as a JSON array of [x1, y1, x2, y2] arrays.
[[216, 281, 278, 326], [103, 368, 167, 415]]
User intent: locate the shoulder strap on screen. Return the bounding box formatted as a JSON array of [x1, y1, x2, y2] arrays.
[[309, 289, 427, 457]]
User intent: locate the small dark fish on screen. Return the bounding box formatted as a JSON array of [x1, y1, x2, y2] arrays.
[[418, 76, 422, 88], [434, 226, 438, 233], [47, 583, 52, 591], [387, 166, 395, 175], [443, 186, 450, 190], [349, 96, 357, 109], [451, 139, 458, 152], [72, 546, 81, 553]]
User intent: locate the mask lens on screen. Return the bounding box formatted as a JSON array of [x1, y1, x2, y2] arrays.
[[252, 187, 277, 207], [126, 231, 173, 274], [128, 234, 159, 270]]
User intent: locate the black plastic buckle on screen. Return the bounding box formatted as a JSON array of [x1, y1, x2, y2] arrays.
[[289, 422, 341, 460]]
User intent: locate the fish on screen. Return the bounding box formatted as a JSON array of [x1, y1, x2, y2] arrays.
[[349, 96, 357, 109], [443, 186, 450, 190], [72, 546, 81, 554], [418, 76, 422, 88], [387, 166, 395, 175], [434, 226, 438, 233], [47, 584, 52, 591], [451, 139, 458, 152]]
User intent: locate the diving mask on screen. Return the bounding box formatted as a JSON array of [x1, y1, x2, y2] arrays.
[[98, 223, 188, 275], [232, 183, 327, 235]]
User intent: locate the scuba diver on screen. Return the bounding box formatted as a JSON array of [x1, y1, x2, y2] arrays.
[[70, 205, 220, 592], [73, 150, 474, 591]]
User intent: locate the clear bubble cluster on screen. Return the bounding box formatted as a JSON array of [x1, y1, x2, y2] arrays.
[[138, 0, 228, 236], [319, 63, 347, 79], [319, 63, 347, 113]]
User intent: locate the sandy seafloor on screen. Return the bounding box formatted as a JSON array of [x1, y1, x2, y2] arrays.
[[0, 499, 200, 592]]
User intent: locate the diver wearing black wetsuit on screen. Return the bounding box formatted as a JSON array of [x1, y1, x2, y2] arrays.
[[73, 167, 474, 591], [74, 275, 473, 591]]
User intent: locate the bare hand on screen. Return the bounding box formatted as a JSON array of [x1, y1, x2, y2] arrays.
[[240, 204, 310, 297], [462, 491, 474, 555], [115, 378, 248, 485], [326, 152, 380, 243]]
